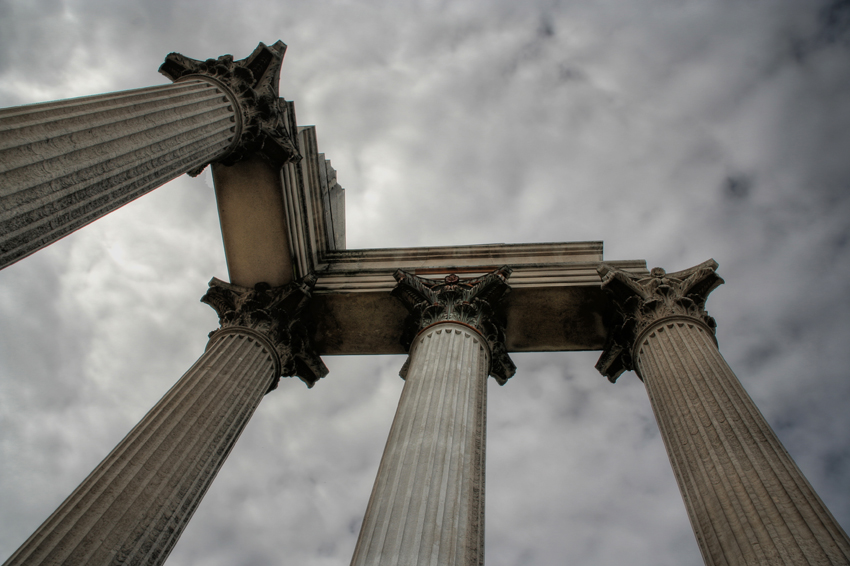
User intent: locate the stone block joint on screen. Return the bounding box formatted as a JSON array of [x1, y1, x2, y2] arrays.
[[391, 266, 516, 384], [202, 273, 328, 388], [159, 40, 300, 173], [595, 259, 723, 382]]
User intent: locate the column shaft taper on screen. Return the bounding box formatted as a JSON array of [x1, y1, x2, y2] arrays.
[[351, 323, 488, 566], [0, 80, 237, 268], [2, 331, 277, 566], [3, 275, 327, 566], [0, 40, 298, 270], [350, 268, 514, 566], [637, 319, 850, 566], [597, 260, 850, 566]]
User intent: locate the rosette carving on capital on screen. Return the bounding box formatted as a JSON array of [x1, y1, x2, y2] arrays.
[[392, 266, 516, 385], [159, 40, 299, 173], [201, 274, 328, 389], [595, 259, 724, 382]]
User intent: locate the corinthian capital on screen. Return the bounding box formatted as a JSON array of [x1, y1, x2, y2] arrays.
[[595, 259, 724, 382], [159, 40, 299, 172], [201, 274, 328, 388], [391, 266, 516, 384]]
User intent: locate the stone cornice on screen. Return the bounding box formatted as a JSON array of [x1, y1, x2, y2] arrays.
[[595, 259, 724, 382], [159, 40, 299, 172], [201, 274, 328, 388], [392, 267, 516, 385]]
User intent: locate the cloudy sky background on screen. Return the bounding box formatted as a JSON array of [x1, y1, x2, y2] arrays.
[[1, 1, 850, 565]]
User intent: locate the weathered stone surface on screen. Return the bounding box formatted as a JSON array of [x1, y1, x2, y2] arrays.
[[305, 243, 646, 356], [392, 267, 515, 384], [159, 40, 298, 170], [350, 323, 489, 566], [2, 276, 327, 566], [597, 261, 850, 566], [0, 41, 298, 270], [202, 275, 328, 388], [350, 269, 513, 566], [211, 157, 296, 288]]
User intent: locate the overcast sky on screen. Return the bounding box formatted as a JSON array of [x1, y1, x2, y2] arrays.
[[1, 1, 849, 565]]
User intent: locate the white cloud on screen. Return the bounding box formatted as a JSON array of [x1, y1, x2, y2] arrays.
[[1, 1, 849, 565]]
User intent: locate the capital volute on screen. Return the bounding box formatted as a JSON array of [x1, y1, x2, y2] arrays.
[[391, 266, 516, 385], [201, 273, 328, 389], [159, 40, 299, 173], [595, 259, 724, 382]]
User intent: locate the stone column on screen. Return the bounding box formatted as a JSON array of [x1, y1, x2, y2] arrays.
[[0, 40, 299, 269], [596, 259, 850, 566], [2, 276, 326, 566], [351, 268, 516, 566]]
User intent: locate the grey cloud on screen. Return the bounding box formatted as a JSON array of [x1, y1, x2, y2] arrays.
[[2, 1, 849, 565]]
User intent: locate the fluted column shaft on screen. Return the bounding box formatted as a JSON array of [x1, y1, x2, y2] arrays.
[[0, 80, 237, 267], [3, 330, 277, 566], [3, 275, 327, 566], [597, 260, 850, 566], [0, 40, 298, 269], [351, 268, 515, 566], [351, 322, 489, 566], [637, 317, 850, 566]]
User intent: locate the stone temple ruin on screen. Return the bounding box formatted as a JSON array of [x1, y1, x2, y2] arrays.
[[1, 41, 849, 566]]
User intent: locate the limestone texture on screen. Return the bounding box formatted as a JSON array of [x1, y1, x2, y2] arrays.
[[0, 79, 236, 268], [2, 276, 326, 566], [2, 331, 277, 566], [351, 269, 514, 566], [598, 261, 850, 566], [350, 323, 489, 566], [0, 41, 297, 270]]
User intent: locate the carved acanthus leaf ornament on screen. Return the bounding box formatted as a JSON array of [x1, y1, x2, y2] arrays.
[[201, 274, 328, 389], [392, 267, 516, 385], [595, 259, 724, 382], [159, 40, 299, 174]]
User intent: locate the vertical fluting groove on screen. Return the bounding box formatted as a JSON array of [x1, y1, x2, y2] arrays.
[[0, 82, 211, 127], [675, 324, 806, 565], [3, 331, 277, 566], [662, 324, 776, 565], [1, 113, 233, 222], [376, 331, 438, 562], [135, 337, 273, 566], [352, 324, 488, 566], [387, 329, 454, 564], [75, 336, 270, 565], [12, 335, 240, 564], [677, 324, 810, 565], [0, 79, 237, 269], [112, 336, 271, 565], [92, 337, 260, 565], [641, 338, 731, 565], [0, 112, 233, 215], [662, 324, 762, 565], [637, 320, 850, 566], [447, 334, 471, 566], [409, 329, 462, 562], [19, 333, 239, 553], [646, 337, 733, 566], [688, 325, 850, 564], [0, 128, 232, 264], [357, 331, 436, 564], [642, 330, 747, 565], [432, 330, 469, 566], [428, 332, 472, 566], [469, 345, 483, 566], [54, 335, 261, 565], [0, 90, 229, 172]]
